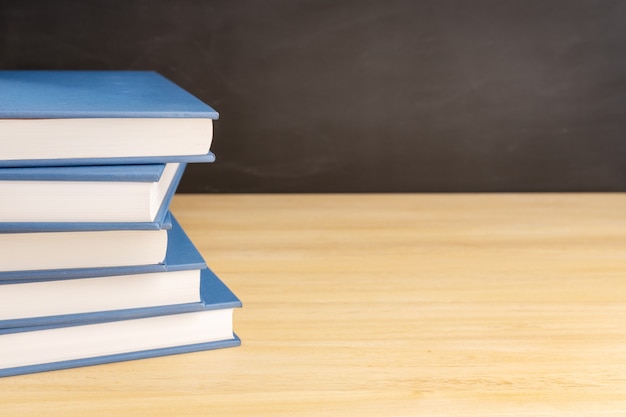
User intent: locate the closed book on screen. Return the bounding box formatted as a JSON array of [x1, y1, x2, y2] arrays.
[[0, 271, 241, 378], [0, 212, 204, 283], [0, 225, 209, 327], [0, 214, 203, 280], [0, 162, 185, 225], [0, 70, 218, 167]]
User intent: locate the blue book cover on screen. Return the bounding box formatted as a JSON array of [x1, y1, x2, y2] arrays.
[[0, 162, 169, 182], [0, 336, 241, 378], [0, 274, 241, 377], [0, 163, 186, 231], [0, 267, 226, 329], [0, 152, 216, 168], [0, 214, 200, 282], [0, 70, 219, 118], [0, 70, 218, 167]]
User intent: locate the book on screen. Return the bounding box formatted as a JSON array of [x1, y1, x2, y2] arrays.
[[0, 213, 182, 279], [0, 214, 203, 282], [0, 271, 241, 377], [0, 162, 185, 224], [0, 70, 218, 167], [0, 223, 209, 327]]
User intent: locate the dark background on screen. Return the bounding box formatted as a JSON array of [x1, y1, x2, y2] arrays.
[[1, 0, 626, 192]]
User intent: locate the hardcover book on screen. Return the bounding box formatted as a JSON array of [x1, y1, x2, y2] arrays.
[[0, 162, 185, 225], [0, 220, 209, 327], [0, 271, 241, 377], [0, 70, 218, 167], [0, 214, 206, 281], [0, 215, 205, 283]]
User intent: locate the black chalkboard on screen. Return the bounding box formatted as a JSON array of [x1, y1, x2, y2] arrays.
[[2, 0, 626, 192]]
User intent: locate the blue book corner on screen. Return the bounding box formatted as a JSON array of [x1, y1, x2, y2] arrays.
[[0, 334, 241, 378], [0, 267, 240, 329], [0, 335, 241, 379], [0, 70, 219, 167], [0, 70, 219, 119], [0, 270, 241, 378], [0, 163, 186, 232], [0, 163, 169, 182], [0, 214, 204, 282], [0, 152, 216, 168]]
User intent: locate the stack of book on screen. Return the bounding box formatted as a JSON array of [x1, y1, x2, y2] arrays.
[[0, 70, 241, 377]]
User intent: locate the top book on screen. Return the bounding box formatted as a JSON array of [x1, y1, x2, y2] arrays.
[[0, 70, 219, 167]]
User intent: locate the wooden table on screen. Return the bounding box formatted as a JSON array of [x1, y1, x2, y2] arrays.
[[3, 193, 626, 416]]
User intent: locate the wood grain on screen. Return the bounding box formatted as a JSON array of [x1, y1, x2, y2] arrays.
[[2, 193, 626, 416]]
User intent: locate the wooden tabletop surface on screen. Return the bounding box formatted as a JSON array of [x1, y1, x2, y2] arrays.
[[3, 193, 626, 416]]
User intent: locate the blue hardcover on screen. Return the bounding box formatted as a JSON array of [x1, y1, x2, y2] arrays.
[[0, 271, 241, 378], [0, 336, 241, 378], [0, 267, 233, 329], [0, 70, 218, 167], [0, 163, 186, 232], [0, 214, 200, 282], [0, 163, 168, 182], [0, 70, 219, 119], [0, 152, 216, 168]]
